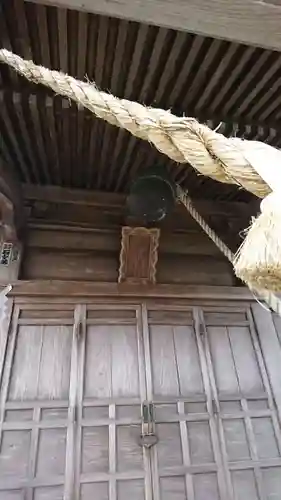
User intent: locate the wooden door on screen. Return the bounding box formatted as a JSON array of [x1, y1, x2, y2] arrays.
[[75, 304, 152, 500], [142, 303, 281, 500], [0, 302, 74, 500], [0, 302, 152, 500], [1, 299, 281, 500]]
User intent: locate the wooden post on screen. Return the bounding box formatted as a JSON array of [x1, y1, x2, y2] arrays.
[[251, 303, 281, 421]]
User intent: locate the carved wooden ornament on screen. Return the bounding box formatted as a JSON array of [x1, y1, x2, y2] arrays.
[[119, 227, 160, 284]]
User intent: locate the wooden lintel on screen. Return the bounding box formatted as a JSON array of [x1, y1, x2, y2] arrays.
[[1, 280, 254, 301], [22, 184, 258, 217], [26, 0, 281, 52]]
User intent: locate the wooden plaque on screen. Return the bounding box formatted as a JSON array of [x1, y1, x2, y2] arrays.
[[119, 226, 160, 284]]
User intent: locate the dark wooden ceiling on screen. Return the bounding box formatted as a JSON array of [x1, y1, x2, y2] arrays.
[[0, 0, 281, 202]]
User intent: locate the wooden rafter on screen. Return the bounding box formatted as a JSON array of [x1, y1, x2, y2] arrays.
[[1, 2, 281, 199]]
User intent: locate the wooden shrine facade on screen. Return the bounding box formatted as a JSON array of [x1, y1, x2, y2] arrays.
[[1, 0, 281, 499]]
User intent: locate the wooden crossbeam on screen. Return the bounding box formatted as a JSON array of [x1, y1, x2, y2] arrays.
[[25, 0, 281, 52]]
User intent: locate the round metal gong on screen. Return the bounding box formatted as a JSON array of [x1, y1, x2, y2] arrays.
[[127, 166, 176, 223]]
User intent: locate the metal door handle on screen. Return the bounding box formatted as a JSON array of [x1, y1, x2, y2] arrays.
[[138, 401, 158, 448]]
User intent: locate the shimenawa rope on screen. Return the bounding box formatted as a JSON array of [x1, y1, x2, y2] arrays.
[[0, 49, 272, 197], [0, 48, 281, 298]]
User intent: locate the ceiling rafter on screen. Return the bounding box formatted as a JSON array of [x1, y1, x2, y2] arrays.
[[0, 1, 281, 201]]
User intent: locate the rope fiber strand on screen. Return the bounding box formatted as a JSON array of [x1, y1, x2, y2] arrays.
[[177, 186, 281, 315]]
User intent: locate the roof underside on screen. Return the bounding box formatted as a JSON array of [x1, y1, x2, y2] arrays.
[[0, 0, 281, 202]]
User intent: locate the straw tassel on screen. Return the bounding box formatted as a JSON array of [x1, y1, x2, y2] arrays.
[[234, 191, 281, 292]]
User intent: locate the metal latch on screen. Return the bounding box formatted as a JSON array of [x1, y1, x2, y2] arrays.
[[138, 401, 158, 448]]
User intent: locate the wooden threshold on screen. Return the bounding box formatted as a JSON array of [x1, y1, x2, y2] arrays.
[[1, 280, 254, 300]]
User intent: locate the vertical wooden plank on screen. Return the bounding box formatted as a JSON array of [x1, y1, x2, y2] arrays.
[[141, 304, 160, 500], [247, 309, 281, 455], [84, 324, 112, 399], [0, 306, 20, 448], [148, 323, 180, 397], [251, 304, 281, 421], [75, 304, 86, 500], [37, 324, 72, 400], [8, 325, 43, 401], [194, 308, 233, 500], [207, 326, 239, 395], [109, 404, 117, 500], [142, 304, 153, 400], [177, 401, 195, 500], [173, 325, 204, 396], [227, 325, 264, 395], [111, 325, 140, 398], [0, 296, 13, 389], [240, 398, 265, 500], [136, 306, 153, 500], [63, 305, 80, 500], [27, 407, 41, 500]]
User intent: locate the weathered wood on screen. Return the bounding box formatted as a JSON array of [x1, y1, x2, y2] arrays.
[[1, 299, 281, 498], [27, 227, 225, 256], [0, 295, 13, 392], [23, 184, 257, 217], [22, 224, 235, 284], [0, 281, 254, 300], [22, 248, 119, 282], [157, 254, 234, 286], [0, 158, 25, 242], [119, 227, 160, 284], [25, 0, 281, 52], [251, 304, 281, 421]]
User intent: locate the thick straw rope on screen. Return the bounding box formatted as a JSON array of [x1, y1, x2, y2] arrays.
[[1, 48, 281, 312], [0, 49, 273, 199]]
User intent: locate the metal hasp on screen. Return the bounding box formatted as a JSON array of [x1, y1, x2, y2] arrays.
[[138, 401, 158, 448]]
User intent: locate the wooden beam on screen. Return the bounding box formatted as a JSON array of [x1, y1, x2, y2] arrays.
[[26, 227, 224, 256], [1, 280, 254, 300], [22, 184, 258, 216], [26, 0, 281, 52]]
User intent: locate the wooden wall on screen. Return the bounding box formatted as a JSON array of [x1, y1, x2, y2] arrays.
[[22, 226, 234, 285], [16, 185, 257, 286]]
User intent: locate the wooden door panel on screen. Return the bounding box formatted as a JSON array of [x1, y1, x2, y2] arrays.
[[149, 323, 204, 398], [144, 304, 281, 500], [8, 324, 72, 401], [0, 304, 75, 500], [203, 307, 281, 500], [145, 306, 224, 500], [84, 324, 140, 399], [76, 305, 151, 500], [207, 323, 264, 397]]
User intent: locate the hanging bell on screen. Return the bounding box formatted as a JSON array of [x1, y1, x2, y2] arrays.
[[127, 166, 176, 223]]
